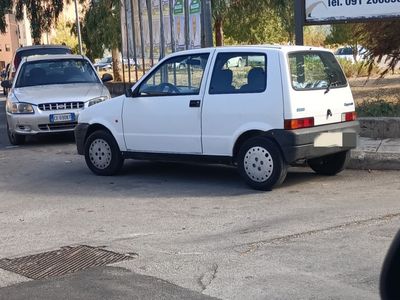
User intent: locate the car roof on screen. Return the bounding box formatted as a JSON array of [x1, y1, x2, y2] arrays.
[[166, 45, 329, 57], [24, 54, 87, 63], [16, 45, 71, 53]]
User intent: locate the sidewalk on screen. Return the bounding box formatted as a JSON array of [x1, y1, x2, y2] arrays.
[[349, 137, 400, 170]]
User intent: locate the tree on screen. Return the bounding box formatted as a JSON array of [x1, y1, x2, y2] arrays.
[[224, 6, 287, 45], [0, 0, 12, 33], [0, 0, 67, 44], [304, 25, 329, 47], [81, 0, 122, 81], [325, 24, 362, 61], [357, 20, 400, 75], [212, 0, 295, 46], [52, 18, 79, 53], [211, 0, 229, 46]]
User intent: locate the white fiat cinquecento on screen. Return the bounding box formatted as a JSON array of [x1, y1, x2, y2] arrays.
[[75, 46, 358, 190]]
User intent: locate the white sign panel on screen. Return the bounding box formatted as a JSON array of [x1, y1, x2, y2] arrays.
[[305, 0, 400, 23]]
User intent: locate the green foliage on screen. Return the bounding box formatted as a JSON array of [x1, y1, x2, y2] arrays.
[[0, 0, 12, 33], [336, 58, 380, 78], [52, 19, 78, 53], [81, 0, 121, 60], [222, 0, 294, 45], [224, 6, 287, 44], [0, 0, 66, 44], [358, 20, 400, 75], [304, 26, 329, 47], [356, 99, 400, 117], [325, 24, 360, 47], [211, 0, 229, 21]]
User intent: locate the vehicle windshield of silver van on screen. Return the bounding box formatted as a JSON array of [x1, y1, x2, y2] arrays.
[[289, 51, 347, 91]]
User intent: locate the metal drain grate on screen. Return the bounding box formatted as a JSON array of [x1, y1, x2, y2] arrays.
[[0, 245, 135, 280]]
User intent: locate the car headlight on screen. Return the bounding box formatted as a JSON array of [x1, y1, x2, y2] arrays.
[[87, 96, 110, 107], [6, 100, 34, 114]]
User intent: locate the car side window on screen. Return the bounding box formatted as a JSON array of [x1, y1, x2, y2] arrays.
[[138, 53, 209, 96], [209, 53, 267, 94]]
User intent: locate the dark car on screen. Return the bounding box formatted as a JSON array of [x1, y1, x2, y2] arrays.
[[3, 45, 72, 95]]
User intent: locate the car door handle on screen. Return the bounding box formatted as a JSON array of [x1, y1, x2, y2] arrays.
[[189, 100, 201, 108]]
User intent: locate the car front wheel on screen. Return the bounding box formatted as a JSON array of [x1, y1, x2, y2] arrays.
[[238, 137, 287, 191], [7, 123, 25, 145], [308, 150, 350, 176], [84, 130, 124, 176]]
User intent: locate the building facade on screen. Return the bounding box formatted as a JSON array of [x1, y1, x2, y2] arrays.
[[0, 14, 20, 70]]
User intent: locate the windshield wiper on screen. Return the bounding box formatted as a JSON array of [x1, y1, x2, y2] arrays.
[[324, 73, 335, 94]]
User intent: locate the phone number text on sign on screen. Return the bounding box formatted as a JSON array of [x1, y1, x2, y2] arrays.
[[306, 0, 400, 22], [329, 0, 400, 6]]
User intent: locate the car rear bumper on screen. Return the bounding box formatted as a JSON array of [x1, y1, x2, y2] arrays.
[[269, 121, 359, 163], [75, 123, 90, 155]]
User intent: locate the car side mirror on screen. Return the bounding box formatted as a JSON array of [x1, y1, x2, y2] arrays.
[[101, 73, 113, 83], [125, 88, 134, 98], [1, 80, 12, 89], [380, 229, 400, 299]]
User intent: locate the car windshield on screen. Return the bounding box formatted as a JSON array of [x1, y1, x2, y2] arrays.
[[15, 59, 100, 88]]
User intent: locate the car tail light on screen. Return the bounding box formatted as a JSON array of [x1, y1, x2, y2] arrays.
[[341, 111, 356, 122], [284, 117, 314, 130]]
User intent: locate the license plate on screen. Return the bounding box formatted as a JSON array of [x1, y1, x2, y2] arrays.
[[50, 113, 75, 123], [314, 132, 357, 148]]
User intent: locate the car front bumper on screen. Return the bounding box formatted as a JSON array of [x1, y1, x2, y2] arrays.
[[75, 123, 90, 155], [7, 109, 84, 135]]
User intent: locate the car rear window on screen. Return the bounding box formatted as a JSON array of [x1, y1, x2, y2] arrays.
[[15, 59, 100, 88], [288, 51, 347, 91], [14, 47, 72, 70]]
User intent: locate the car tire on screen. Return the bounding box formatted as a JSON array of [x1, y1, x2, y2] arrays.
[[7, 123, 25, 145], [238, 137, 287, 191], [308, 150, 350, 176], [84, 130, 124, 176]]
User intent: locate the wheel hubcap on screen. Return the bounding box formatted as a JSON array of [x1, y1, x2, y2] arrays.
[[244, 146, 273, 182], [89, 139, 112, 169]]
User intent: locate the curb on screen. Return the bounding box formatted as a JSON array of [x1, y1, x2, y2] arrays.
[[348, 150, 400, 170]]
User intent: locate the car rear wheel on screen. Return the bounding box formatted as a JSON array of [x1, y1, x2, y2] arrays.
[[238, 137, 287, 191], [308, 150, 350, 176], [7, 123, 25, 145], [84, 130, 124, 176]]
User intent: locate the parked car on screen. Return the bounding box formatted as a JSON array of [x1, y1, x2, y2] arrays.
[[3, 44, 72, 95], [335, 46, 367, 63], [1, 54, 112, 145], [75, 46, 358, 190], [94, 57, 112, 71]]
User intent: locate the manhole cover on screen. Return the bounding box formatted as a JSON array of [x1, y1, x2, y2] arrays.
[[0, 245, 135, 280]]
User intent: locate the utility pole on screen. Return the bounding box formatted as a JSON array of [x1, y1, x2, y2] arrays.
[[74, 0, 83, 54], [294, 0, 304, 45], [201, 0, 213, 47]]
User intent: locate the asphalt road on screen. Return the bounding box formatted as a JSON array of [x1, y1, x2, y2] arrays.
[[0, 92, 400, 299]]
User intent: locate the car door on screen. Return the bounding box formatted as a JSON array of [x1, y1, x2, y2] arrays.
[[122, 52, 211, 154], [202, 50, 283, 156]]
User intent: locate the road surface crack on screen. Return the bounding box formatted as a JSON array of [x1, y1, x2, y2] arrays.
[[237, 212, 400, 255]]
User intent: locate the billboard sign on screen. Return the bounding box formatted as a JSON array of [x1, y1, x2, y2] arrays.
[[305, 0, 400, 23]]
